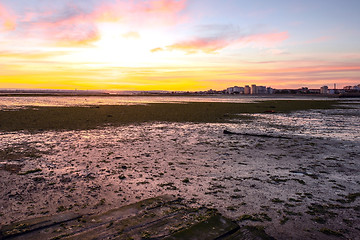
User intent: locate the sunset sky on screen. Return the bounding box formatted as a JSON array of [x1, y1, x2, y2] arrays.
[[1, 0, 360, 91]]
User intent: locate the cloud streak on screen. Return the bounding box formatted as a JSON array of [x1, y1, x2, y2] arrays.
[[2, 60, 359, 90], [0, 50, 66, 60], [160, 31, 289, 54], [150, 47, 164, 53], [122, 31, 141, 39], [5, 0, 187, 46], [0, 3, 16, 31]]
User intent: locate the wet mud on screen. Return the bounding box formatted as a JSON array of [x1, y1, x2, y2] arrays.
[[1, 103, 359, 239]]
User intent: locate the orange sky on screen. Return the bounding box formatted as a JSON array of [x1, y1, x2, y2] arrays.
[[1, 0, 360, 90]]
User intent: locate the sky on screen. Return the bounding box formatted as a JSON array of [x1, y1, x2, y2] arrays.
[[0, 0, 360, 91]]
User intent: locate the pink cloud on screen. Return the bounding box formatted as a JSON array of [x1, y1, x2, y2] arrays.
[[227, 65, 360, 76], [0, 3, 16, 31], [303, 36, 333, 44], [163, 31, 289, 54], [30, 14, 100, 46], [167, 38, 229, 54], [143, 0, 187, 13], [217, 63, 360, 89], [92, 0, 188, 27], [22, 12, 36, 22], [20, 0, 187, 46], [264, 65, 360, 75], [240, 32, 289, 47], [21, 10, 54, 22]]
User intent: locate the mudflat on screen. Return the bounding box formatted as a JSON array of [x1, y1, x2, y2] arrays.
[[0, 99, 359, 239], [0, 100, 337, 131]]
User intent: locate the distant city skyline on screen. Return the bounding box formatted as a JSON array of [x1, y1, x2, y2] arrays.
[[0, 0, 360, 91], [2, 82, 359, 96]]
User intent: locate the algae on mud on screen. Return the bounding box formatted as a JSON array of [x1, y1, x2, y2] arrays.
[[0, 100, 338, 131]]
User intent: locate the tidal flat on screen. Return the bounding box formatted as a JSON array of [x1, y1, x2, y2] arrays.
[[0, 100, 338, 131], [0, 99, 360, 239]]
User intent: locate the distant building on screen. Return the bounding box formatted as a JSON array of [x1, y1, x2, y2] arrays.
[[233, 86, 244, 94], [257, 86, 267, 94], [267, 87, 275, 94], [225, 84, 275, 95], [244, 85, 251, 95], [226, 87, 234, 94], [251, 85, 257, 94], [240, 87, 245, 94], [226, 86, 244, 94], [320, 86, 329, 94]]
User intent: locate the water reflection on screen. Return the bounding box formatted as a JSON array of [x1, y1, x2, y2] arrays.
[[235, 104, 360, 141], [0, 95, 333, 110]]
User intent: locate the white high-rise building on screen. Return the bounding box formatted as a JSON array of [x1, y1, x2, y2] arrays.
[[320, 86, 328, 94], [226, 87, 234, 94]]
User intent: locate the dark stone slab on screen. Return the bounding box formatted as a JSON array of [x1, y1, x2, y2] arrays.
[[0, 212, 81, 239], [222, 226, 276, 240], [0, 195, 275, 240], [164, 214, 240, 240]]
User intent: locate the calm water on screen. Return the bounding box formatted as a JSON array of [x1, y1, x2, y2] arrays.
[[233, 105, 360, 142], [0, 95, 332, 110]]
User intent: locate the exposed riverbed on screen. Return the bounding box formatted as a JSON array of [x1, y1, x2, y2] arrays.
[[0, 100, 359, 239]]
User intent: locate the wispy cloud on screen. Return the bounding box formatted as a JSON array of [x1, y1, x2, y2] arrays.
[[5, 0, 188, 46], [0, 3, 16, 31], [303, 36, 333, 44], [159, 30, 289, 54], [0, 50, 67, 60], [265, 49, 288, 55], [166, 38, 230, 54], [224, 65, 360, 76], [241, 32, 289, 47], [91, 0, 187, 24], [122, 31, 141, 39], [150, 47, 164, 53]]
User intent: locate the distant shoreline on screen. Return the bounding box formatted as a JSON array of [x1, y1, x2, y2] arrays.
[[1, 92, 359, 98]]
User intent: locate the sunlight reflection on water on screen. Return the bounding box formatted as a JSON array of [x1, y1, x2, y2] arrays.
[[0, 95, 331, 110]]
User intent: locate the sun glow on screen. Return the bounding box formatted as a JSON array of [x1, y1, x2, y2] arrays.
[[62, 23, 171, 68], [0, 0, 359, 90]]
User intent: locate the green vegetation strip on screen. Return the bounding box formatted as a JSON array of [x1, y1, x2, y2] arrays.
[[0, 100, 338, 131]]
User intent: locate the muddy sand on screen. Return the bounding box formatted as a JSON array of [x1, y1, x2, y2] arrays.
[[0, 100, 360, 239]]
